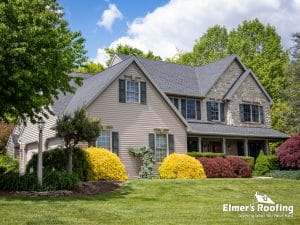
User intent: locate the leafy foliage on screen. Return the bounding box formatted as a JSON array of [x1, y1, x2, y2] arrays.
[[75, 61, 104, 74], [177, 25, 229, 66], [237, 156, 255, 170], [266, 154, 280, 170], [53, 108, 100, 172], [129, 146, 155, 179], [188, 151, 225, 158], [198, 157, 235, 178], [86, 147, 127, 181], [0, 123, 14, 153], [0, 0, 86, 122], [0, 170, 79, 191], [266, 170, 300, 180], [254, 150, 270, 176], [26, 147, 90, 181], [159, 154, 206, 179], [105, 44, 161, 66], [226, 156, 252, 178], [0, 154, 18, 175], [276, 134, 300, 169]]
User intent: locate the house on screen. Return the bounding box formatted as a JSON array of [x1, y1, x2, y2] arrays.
[[7, 54, 288, 177]]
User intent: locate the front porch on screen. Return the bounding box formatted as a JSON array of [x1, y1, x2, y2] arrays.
[[187, 136, 269, 158]]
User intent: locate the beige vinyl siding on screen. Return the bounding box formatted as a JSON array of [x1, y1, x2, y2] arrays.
[[87, 63, 187, 178]]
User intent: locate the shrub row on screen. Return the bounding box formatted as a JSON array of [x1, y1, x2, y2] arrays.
[[188, 152, 225, 158], [266, 170, 300, 180], [197, 156, 251, 178], [0, 170, 79, 191]]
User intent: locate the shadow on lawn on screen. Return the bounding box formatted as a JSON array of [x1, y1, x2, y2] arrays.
[[0, 181, 134, 202]]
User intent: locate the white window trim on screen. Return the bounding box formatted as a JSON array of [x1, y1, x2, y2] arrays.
[[125, 79, 141, 104], [241, 103, 261, 123], [154, 131, 169, 162], [210, 101, 222, 122]]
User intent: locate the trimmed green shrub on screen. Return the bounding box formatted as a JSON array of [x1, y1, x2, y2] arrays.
[[0, 170, 79, 191], [254, 150, 270, 176], [0, 154, 18, 175], [188, 151, 225, 158], [159, 154, 206, 179], [237, 156, 255, 170], [266, 170, 300, 180], [26, 147, 90, 180], [267, 155, 280, 170]]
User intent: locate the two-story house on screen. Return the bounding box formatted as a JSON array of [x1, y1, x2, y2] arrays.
[[7, 54, 288, 177]]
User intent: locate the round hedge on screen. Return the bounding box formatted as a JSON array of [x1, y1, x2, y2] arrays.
[[86, 147, 127, 181], [159, 153, 206, 179]]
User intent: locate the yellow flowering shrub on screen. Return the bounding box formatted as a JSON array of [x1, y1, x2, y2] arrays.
[[159, 153, 206, 179], [85, 147, 127, 181]]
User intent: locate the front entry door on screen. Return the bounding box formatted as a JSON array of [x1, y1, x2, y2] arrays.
[[187, 137, 198, 152]]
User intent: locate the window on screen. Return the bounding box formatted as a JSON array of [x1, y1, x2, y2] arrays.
[[207, 101, 225, 121], [96, 130, 111, 149], [149, 133, 174, 162], [187, 99, 196, 119], [240, 104, 263, 123], [126, 80, 139, 103], [169, 97, 179, 109], [119, 79, 147, 104], [155, 134, 167, 162]]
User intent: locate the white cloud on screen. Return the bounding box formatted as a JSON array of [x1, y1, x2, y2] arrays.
[[92, 48, 109, 64], [97, 3, 123, 30], [94, 0, 300, 63]]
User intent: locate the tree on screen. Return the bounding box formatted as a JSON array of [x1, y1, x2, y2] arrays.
[[177, 25, 229, 66], [75, 61, 104, 74], [0, 0, 86, 123], [227, 19, 288, 101], [105, 44, 161, 66], [54, 109, 100, 172]]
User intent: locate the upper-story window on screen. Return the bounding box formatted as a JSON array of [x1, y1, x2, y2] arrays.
[[119, 79, 146, 104], [168, 97, 201, 120], [207, 101, 225, 122], [169, 97, 179, 109], [240, 104, 264, 123]]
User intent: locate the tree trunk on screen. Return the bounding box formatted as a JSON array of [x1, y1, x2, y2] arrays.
[[67, 148, 73, 173]]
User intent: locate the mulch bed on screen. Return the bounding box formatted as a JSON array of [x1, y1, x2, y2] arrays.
[[0, 181, 123, 197]]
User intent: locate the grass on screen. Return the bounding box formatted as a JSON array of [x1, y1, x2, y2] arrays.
[[0, 178, 299, 225]]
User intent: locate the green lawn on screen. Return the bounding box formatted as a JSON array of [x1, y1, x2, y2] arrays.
[[0, 179, 299, 225]]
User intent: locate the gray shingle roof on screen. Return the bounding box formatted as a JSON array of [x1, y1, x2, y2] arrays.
[[137, 55, 238, 97], [188, 122, 289, 139]]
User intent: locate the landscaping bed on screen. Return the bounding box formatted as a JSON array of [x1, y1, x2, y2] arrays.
[[0, 181, 122, 197]]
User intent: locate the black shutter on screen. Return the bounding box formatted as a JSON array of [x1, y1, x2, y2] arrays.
[[168, 134, 174, 154], [207, 101, 212, 121], [240, 104, 245, 122], [119, 79, 126, 103], [112, 132, 119, 155], [140, 81, 147, 104], [220, 103, 225, 122], [196, 100, 201, 120], [181, 99, 186, 118], [174, 98, 179, 109], [259, 106, 264, 124], [149, 133, 155, 150]]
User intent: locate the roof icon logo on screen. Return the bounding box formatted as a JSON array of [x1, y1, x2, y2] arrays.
[[254, 191, 275, 204]]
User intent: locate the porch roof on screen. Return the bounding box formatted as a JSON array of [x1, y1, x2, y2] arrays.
[[188, 122, 289, 139]]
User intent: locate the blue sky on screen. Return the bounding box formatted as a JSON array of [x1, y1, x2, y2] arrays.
[[58, 0, 300, 64]]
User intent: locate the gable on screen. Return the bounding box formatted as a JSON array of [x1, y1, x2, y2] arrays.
[[206, 59, 245, 99]]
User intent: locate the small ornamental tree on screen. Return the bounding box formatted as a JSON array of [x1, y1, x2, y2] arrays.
[[254, 150, 270, 176], [276, 134, 300, 169], [54, 109, 100, 172]]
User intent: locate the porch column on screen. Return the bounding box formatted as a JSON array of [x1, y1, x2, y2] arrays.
[[244, 139, 248, 156], [198, 137, 202, 152], [222, 138, 226, 154], [265, 140, 269, 155]]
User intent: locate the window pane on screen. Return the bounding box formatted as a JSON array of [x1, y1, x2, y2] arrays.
[[126, 81, 139, 103], [187, 99, 196, 119], [96, 130, 111, 150], [243, 104, 251, 122], [155, 134, 167, 162], [251, 105, 259, 122], [211, 102, 219, 120]]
